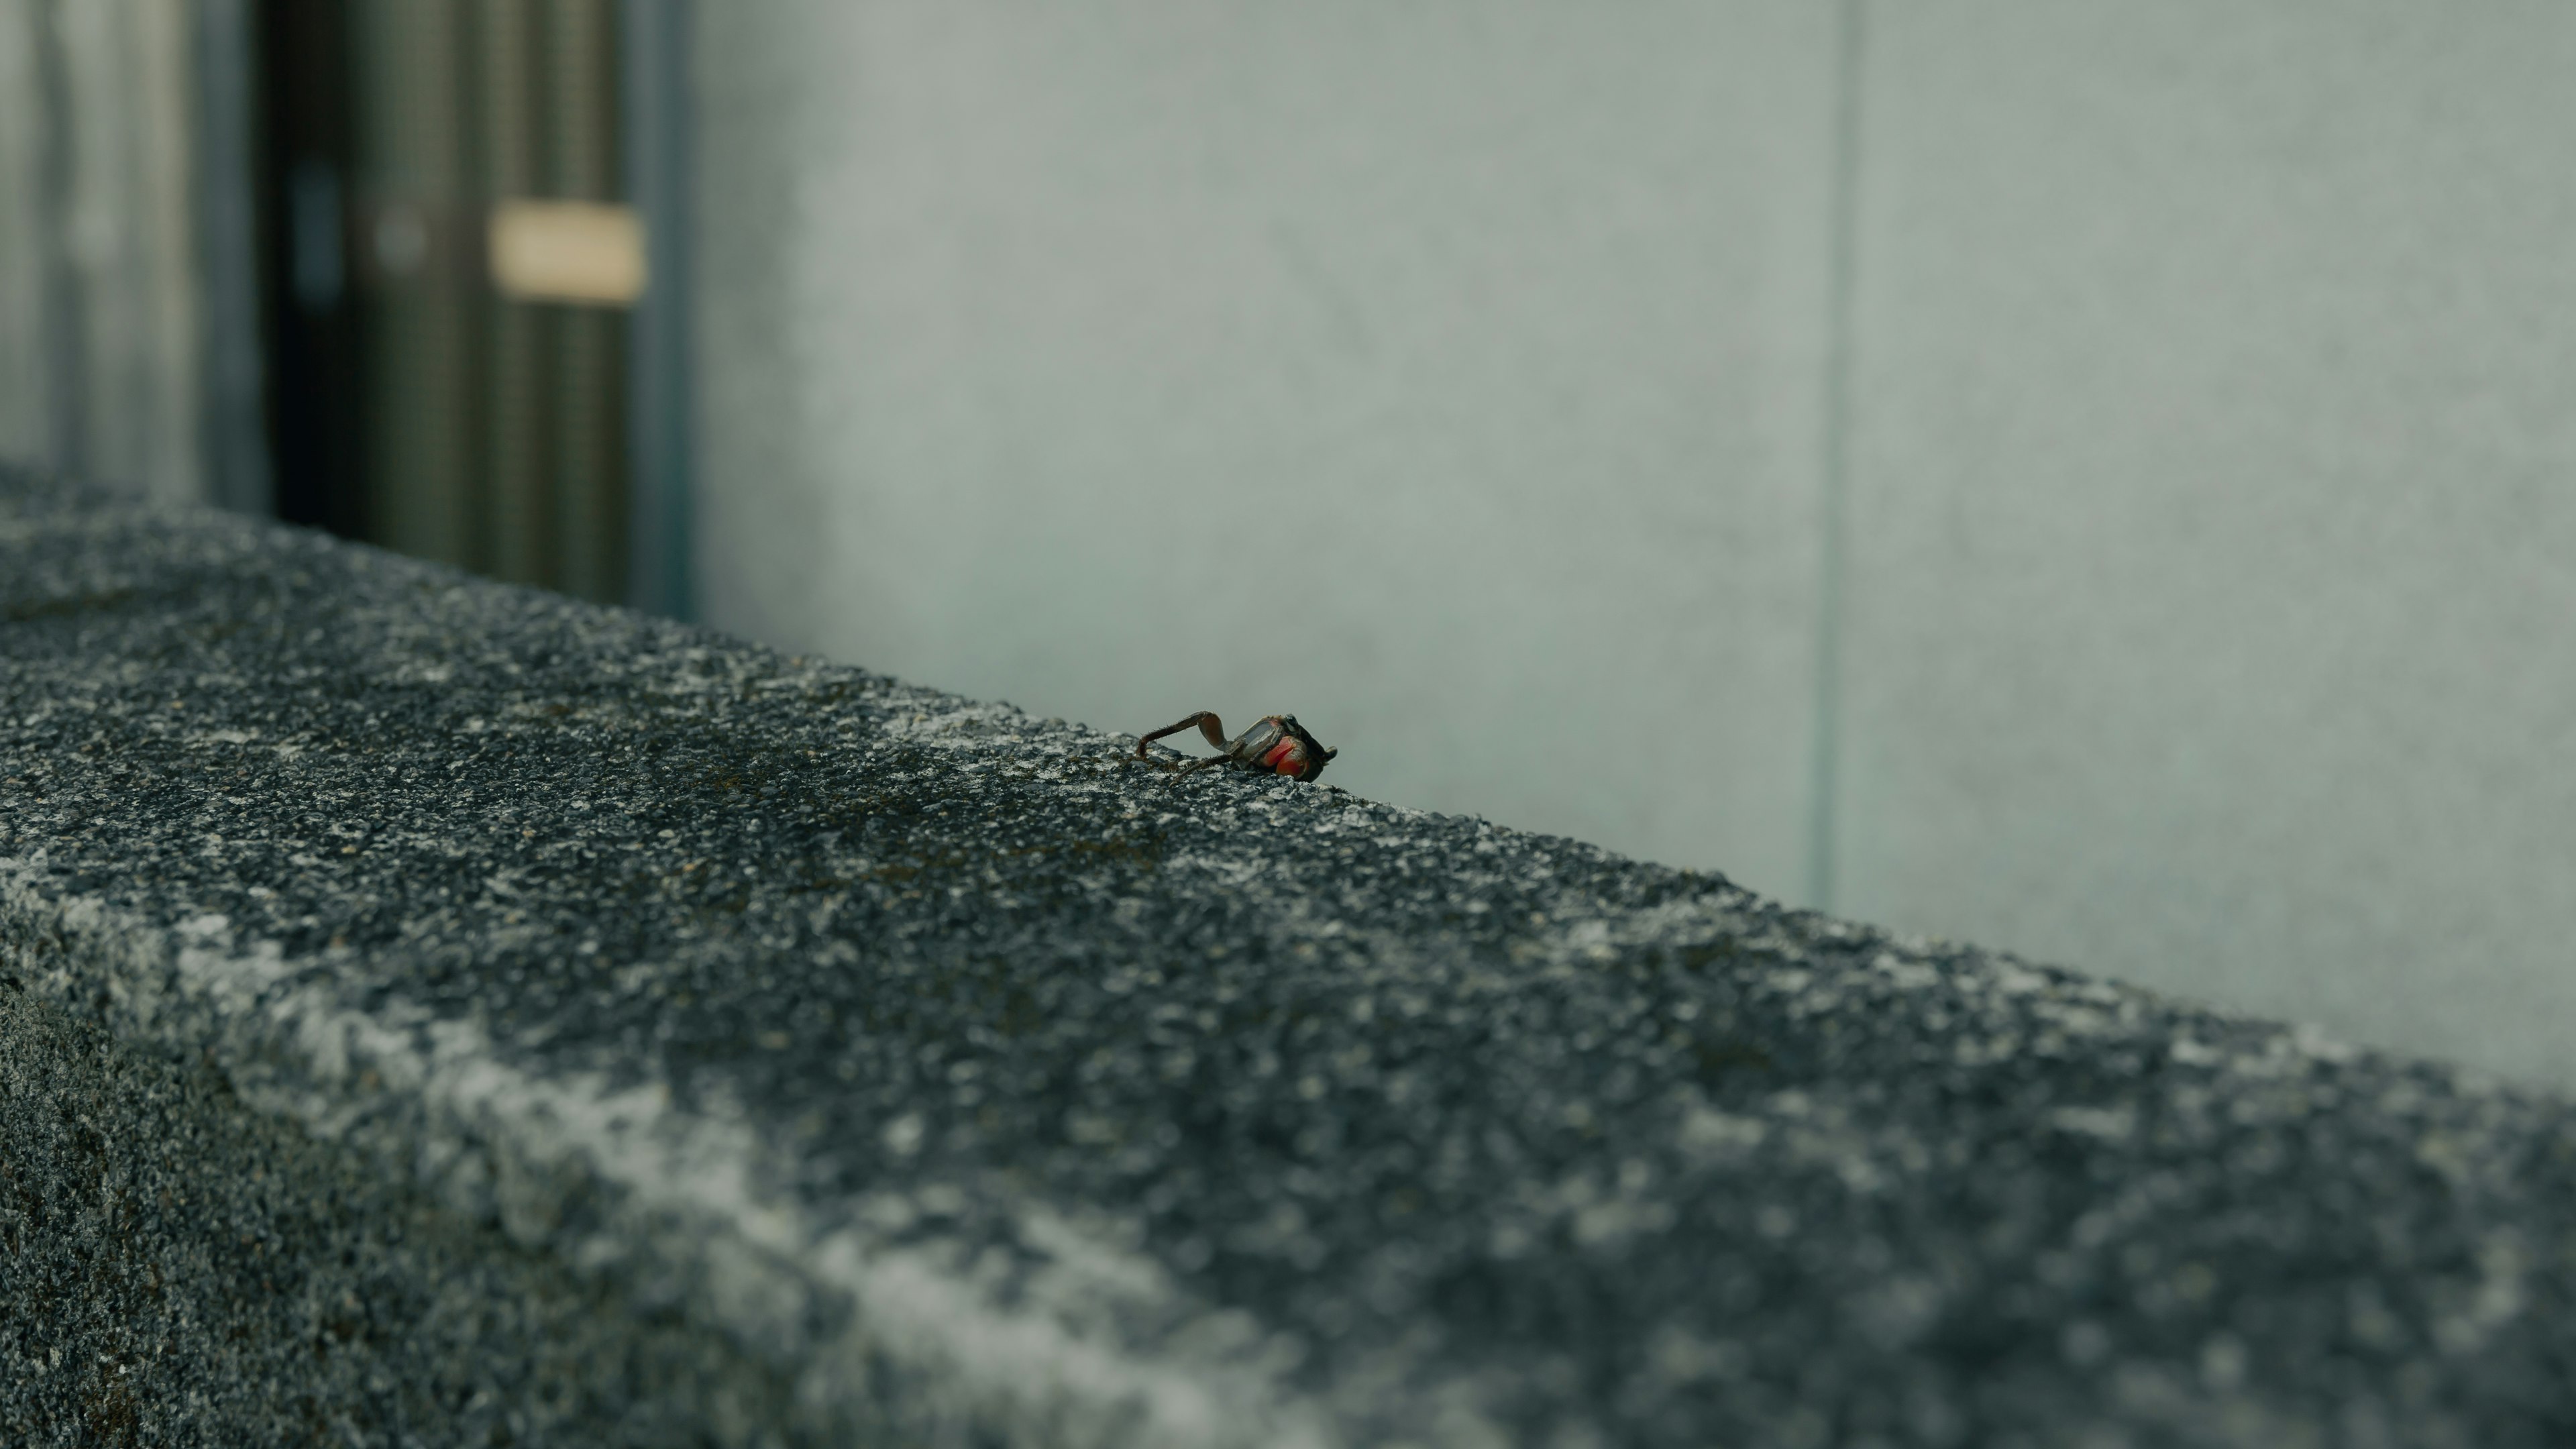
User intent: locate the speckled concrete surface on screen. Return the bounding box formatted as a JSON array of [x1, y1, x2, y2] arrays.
[[0, 960, 818, 1446], [4, 466, 2575, 1448]]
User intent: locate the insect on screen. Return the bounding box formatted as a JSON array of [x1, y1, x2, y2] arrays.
[[1136, 711, 1337, 782]]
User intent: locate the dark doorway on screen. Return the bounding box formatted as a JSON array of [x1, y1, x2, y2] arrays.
[[253, 0, 637, 605]]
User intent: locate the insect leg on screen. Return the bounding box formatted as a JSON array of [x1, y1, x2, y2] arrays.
[[1136, 711, 1230, 759]]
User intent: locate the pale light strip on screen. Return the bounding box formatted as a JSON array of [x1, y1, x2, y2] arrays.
[[488, 199, 647, 306]]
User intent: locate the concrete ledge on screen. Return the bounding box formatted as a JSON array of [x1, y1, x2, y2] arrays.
[[5, 466, 2575, 1446]]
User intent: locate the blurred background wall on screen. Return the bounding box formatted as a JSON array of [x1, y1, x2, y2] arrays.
[[0, 0, 264, 511], [0, 3, 2570, 1089], [253, 0, 688, 610], [691, 1, 2576, 1087], [0, 0, 688, 608]]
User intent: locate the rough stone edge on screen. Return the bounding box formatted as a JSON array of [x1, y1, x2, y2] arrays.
[[12, 833, 2457, 1449], [0, 861, 1346, 1449], [10, 476, 2561, 1442], [0, 943, 830, 1445]]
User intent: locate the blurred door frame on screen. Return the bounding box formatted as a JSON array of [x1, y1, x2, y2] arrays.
[[252, 0, 692, 614]]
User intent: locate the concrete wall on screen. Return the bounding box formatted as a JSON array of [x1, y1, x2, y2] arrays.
[[693, 2, 2576, 1087], [1838, 3, 2576, 1085], [695, 0, 1843, 909], [0, 0, 49, 458]]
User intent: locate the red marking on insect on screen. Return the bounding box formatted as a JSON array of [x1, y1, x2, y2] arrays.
[[1136, 711, 1338, 783]]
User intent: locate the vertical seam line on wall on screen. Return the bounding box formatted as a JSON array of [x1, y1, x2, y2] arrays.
[[1805, 0, 1868, 913]]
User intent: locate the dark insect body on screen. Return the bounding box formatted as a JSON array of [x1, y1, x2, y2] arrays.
[[1136, 711, 1337, 783]]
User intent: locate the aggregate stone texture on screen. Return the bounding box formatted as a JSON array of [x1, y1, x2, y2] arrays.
[[0, 964, 816, 1447], [2, 464, 2574, 1448]]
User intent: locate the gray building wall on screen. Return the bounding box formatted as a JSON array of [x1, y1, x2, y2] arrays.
[[1836, 3, 2576, 1082], [0, 0, 263, 510], [694, 3, 2576, 1086], [0, 0, 52, 460], [694, 0, 1843, 915]]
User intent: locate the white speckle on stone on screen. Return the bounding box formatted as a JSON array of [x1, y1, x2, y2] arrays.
[[2171, 1038, 2223, 1067], [1992, 965, 2051, 996], [1872, 953, 1941, 991], [1678, 1106, 1767, 1161], [2048, 1106, 2138, 1142]]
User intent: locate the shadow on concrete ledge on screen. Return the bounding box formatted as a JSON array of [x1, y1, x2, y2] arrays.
[[3, 465, 2572, 1447]]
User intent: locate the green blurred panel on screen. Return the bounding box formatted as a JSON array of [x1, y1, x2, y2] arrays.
[[544, 0, 625, 604], [476, 0, 550, 587], [351, 0, 479, 570], [307, 0, 630, 598]]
